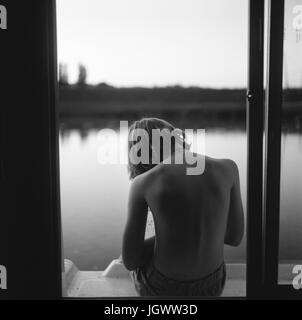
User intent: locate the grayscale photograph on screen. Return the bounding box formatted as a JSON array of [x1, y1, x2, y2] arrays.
[[0, 0, 302, 304]]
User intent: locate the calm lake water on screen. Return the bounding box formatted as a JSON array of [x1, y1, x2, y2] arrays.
[[59, 127, 302, 270]]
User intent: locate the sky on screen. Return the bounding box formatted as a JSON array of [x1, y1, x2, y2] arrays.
[[57, 0, 249, 88]]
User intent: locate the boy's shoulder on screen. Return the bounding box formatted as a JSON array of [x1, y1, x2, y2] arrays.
[[205, 156, 238, 181], [131, 167, 154, 189], [206, 156, 237, 169]]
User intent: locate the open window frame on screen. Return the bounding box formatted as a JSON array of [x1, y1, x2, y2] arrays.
[[1, 0, 301, 300]]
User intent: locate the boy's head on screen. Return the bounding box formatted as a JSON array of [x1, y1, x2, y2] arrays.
[[127, 118, 189, 179]]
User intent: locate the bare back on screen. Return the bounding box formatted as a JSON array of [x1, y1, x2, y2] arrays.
[[122, 153, 244, 281]]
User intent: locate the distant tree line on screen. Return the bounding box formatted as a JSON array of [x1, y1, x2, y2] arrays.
[[58, 63, 302, 103], [59, 86, 302, 104]]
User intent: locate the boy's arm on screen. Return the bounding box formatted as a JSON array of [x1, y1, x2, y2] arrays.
[[225, 160, 244, 246], [122, 177, 149, 270]]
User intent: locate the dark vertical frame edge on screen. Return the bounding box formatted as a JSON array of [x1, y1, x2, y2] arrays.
[[263, 0, 284, 293], [263, 0, 301, 299], [246, 0, 265, 299], [0, 0, 62, 299], [46, 0, 63, 298]]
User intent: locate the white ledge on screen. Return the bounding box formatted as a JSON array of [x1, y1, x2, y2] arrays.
[[63, 259, 297, 297]]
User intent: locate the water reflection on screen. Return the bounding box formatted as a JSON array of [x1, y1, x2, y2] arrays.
[[59, 119, 302, 270]]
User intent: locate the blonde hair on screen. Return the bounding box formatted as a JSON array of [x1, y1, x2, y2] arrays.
[[127, 118, 189, 179]]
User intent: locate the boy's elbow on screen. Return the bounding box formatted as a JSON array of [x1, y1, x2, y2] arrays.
[[122, 252, 141, 271], [225, 237, 242, 247], [225, 216, 245, 247], [122, 239, 145, 271], [123, 258, 137, 271], [224, 230, 244, 247]]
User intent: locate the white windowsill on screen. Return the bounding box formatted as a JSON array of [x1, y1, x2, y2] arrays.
[[63, 259, 296, 298]]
